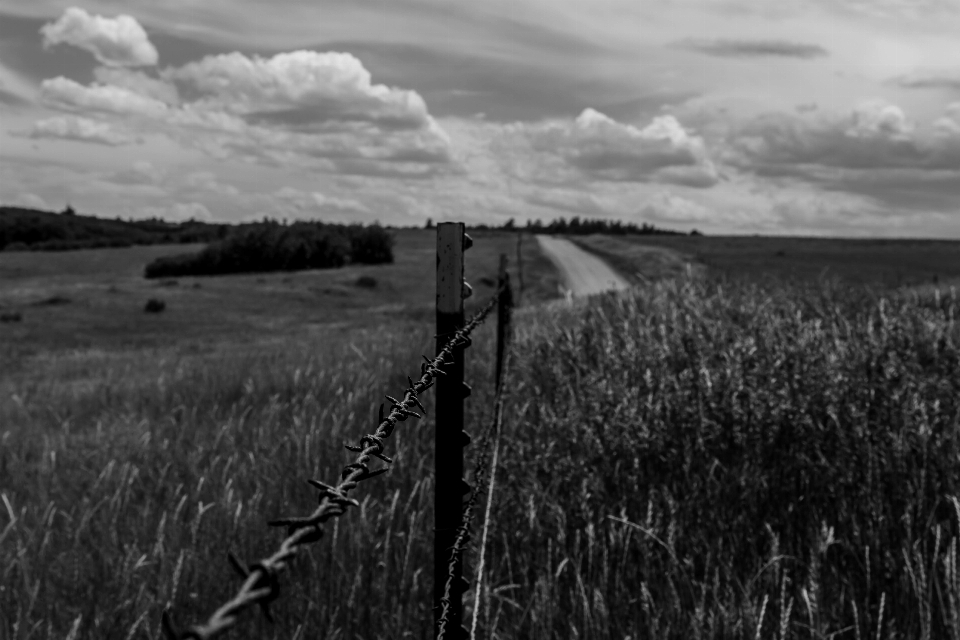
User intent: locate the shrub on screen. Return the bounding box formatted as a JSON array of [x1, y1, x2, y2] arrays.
[[0, 311, 22, 322], [355, 275, 377, 288], [346, 224, 394, 265], [34, 295, 71, 306], [143, 222, 391, 279], [3, 241, 29, 252], [144, 298, 166, 313]]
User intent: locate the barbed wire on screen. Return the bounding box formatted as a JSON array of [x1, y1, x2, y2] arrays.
[[436, 352, 508, 639], [161, 287, 505, 640]]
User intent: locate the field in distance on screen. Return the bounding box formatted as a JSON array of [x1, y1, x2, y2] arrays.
[[0, 228, 559, 375], [571, 233, 960, 289]]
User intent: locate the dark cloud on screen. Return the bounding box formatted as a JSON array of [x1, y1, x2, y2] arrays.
[[673, 38, 829, 59], [895, 70, 960, 91]]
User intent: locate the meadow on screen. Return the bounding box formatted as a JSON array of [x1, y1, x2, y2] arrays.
[[572, 234, 960, 289], [1, 231, 959, 639]]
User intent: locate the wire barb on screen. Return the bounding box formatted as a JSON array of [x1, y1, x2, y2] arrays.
[[164, 285, 505, 639]]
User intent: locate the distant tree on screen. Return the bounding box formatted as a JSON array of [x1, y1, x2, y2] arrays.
[[502, 218, 516, 230], [62, 204, 76, 216], [425, 218, 434, 229]]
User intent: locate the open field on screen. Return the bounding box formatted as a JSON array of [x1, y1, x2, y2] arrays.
[[2, 229, 959, 639], [0, 229, 559, 375], [571, 234, 960, 289]]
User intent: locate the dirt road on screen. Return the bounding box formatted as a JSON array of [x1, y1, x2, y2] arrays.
[[536, 235, 629, 297]]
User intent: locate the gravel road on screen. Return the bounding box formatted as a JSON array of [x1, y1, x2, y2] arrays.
[[535, 235, 629, 297]]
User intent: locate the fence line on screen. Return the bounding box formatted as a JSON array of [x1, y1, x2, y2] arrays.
[[437, 259, 512, 640], [436, 354, 509, 640], [161, 286, 505, 640], [469, 393, 509, 640]]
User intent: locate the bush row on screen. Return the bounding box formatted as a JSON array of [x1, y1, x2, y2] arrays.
[[144, 222, 393, 278]]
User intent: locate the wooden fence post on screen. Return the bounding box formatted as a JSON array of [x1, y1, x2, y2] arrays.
[[435, 222, 470, 637]]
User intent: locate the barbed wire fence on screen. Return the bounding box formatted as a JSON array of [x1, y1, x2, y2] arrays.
[[437, 254, 513, 640], [160, 222, 513, 640]]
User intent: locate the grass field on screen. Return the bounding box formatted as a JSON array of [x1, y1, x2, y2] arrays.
[[571, 234, 960, 289], [2, 230, 959, 639]]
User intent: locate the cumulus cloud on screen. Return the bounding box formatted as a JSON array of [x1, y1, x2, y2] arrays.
[[163, 51, 433, 130], [730, 99, 960, 171], [40, 7, 158, 67], [527, 108, 719, 187], [41, 77, 169, 116], [722, 100, 960, 214], [673, 38, 829, 59], [26, 115, 134, 146], [93, 67, 179, 104], [28, 40, 452, 177]]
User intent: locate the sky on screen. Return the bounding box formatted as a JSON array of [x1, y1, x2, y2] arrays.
[[0, 1, 958, 237]]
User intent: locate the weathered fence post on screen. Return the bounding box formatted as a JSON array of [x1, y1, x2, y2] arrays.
[[435, 222, 470, 637]]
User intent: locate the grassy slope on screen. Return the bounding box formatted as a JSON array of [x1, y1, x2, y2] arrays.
[[571, 234, 960, 288]]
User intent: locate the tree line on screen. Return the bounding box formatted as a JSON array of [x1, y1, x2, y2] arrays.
[[0, 205, 228, 252], [428, 215, 701, 236]]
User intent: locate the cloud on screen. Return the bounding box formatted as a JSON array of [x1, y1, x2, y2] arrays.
[[27, 43, 453, 177], [673, 38, 829, 59], [40, 7, 158, 67], [141, 202, 213, 222], [183, 171, 239, 195], [640, 192, 712, 223], [522, 188, 613, 217], [275, 186, 369, 214], [12, 193, 49, 209], [92, 67, 179, 104], [163, 50, 433, 130], [730, 99, 960, 171], [25, 115, 135, 145], [106, 161, 165, 185], [721, 100, 960, 214], [526, 108, 719, 187], [40, 76, 169, 116], [895, 69, 960, 91]]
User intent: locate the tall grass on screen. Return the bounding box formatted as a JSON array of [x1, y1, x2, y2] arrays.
[[490, 279, 959, 638], [2, 279, 958, 639]]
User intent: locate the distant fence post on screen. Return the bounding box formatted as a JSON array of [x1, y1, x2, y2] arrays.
[[516, 233, 524, 305], [435, 222, 470, 637], [495, 254, 512, 389]]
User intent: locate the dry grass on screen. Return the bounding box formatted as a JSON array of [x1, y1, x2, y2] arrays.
[[2, 252, 958, 638]]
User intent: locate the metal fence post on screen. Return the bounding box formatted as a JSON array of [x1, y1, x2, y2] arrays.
[[435, 222, 470, 637]]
